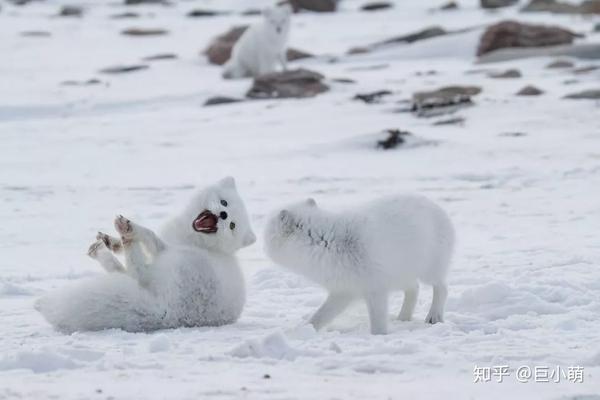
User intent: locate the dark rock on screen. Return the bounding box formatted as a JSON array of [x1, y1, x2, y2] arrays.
[[347, 46, 371, 55], [500, 132, 527, 137], [124, 0, 167, 5], [546, 59, 574, 68], [263, 374, 271, 379], [204, 96, 243, 106], [573, 65, 600, 74], [110, 12, 140, 19], [489, 68, 522, 78], [361, 2, 393, 11], [595, 23, 600, 32], [332, 77, 356, 84], [522, 0, 600, 14], [564, 89, 600, 99], [99, 65, 149, 74], [480, 0, 518, 8], [241, 9, 262, 16], [58, 5, 83, 17], [433, 116, 465, 125], [377, 129, 411, 150], [440, 1, 459, 10], [204, 26, 313, 65], [61, 79, 102, 86], [477, 20, 579, 56], [187, 9, 226, 17], [516, 85, 544, 95], [412, 86, 481, 117], [20, 31, 51, 37], [121, 28, 168, 36], [288, 0, 337, 12], [142, 53, 177, 61], [354, 90, 392, 103], [247, 68, 329, 99], [374, 26, 447, 46]]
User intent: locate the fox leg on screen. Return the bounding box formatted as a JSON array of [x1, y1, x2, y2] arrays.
[[114, 215, 165, 287], [87, 239, 125, 273]]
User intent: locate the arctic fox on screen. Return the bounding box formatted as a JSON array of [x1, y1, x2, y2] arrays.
[[36, 177, 256, 333], [264, 195, 455, 335], [222, 4, 292, 79]]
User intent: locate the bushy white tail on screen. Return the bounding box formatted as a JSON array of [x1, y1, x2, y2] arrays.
[[35, 274, 166, 333]]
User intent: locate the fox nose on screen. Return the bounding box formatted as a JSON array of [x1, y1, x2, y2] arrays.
[[219, 211, 228, 220]]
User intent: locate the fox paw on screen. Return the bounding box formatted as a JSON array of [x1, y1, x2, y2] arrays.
[[425, 311, 444, 324], [87, 239, 107, 259], [114, 215, 134, 241], [96, 231, 122, 252]]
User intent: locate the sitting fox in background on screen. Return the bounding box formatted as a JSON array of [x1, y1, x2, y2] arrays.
[[222, 4, 292, 79], [36, 177, 256, 333]]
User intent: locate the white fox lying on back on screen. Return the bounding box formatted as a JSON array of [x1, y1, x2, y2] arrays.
[[222, 4, 291, 79], [264, 195, 455, 335], [36, 177, 256, 333]]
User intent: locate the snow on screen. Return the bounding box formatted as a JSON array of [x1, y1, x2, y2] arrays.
[[1, 0, 600, 398]]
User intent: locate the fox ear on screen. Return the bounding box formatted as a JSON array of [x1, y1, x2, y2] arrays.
[[219, 176, 236, 189], [306, 198, 317, 207], [243, 231, 257, 246]]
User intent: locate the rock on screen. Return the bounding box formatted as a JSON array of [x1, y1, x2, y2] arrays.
[[347, 46, 371, 55], [361, 2, 393, 11], [564, 89, 600, 99], [500, 132, 527, 137], [516, 85, 544, 95], [374, 26, 447, 47], [204, 26, 313, 65], [481, 0, 518, 8], [477, 20, 579, 56], [489, 68, 522, 78], [247, 68, 329, 99], [595, 23, 600, 32], [478, 43, 600, 63], [187, 9, 226, 17], [440, 1, 459, 10], [204, 96, 243, 106], [241, 9, 262, 16], [99, 65, 149, 74], [124, 0, 167, 5], [353, 90, 392, 103], [546, 59, 574, 68], [142, 53, 177, 61], [433, 116, 465, 125], [61, 79, 102, 86], [377, 129, 411, 150], [58, 5, 83, 17], [331, 77, 356, 84], [573, 65, 600, 74], [121, 28, 168, 36], [20, 31, 51, 37], [110, 12, 140, 19], [288, 0, 337, 12], [412, 86, 481, 117], [522, 0, 600, 14]]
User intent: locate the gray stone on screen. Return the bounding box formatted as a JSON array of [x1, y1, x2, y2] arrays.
[[247, 69, 329, 99], [489, 68, 522, 78], [481, 0, 518, 9], [546, 59, 574, 68], [516, 85, 544, 95], [564, 89, 600, 99], [522, 0, 600, 14]]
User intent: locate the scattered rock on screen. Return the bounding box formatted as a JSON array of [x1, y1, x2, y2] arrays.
[[142, 53, 177, 61], [61, 79, 102, 86], [500, 132, 527, 137], [241, 9, 262, 16], [263, 374, 271, 379], [573, 65, 600, 74], [440, 1, 459, 10], [331, 77, 356, 84], [377, 129, 411, 149], [477, 20, 579, 56], [489, 68, 522, 78], [564, 89, 600, 99], [374, 26, 447, 46], [288, 0, 338, 12], [353, 90, 392, 104], [110, 12, 140, 19], [99, 65, 149, 74], [563, 79, 579, 85], [204, 96, 243, 106], [433, 116, 465, 125], [187, 9, 226, 17], [478, 43, 600, 63], [412, 86, 481, 117], [121, 28, 168, 36], [522, 0, 600, 14], [347, 46, 371, 55], [516, 85, 544, 95], [595, 23, 600, 32], [247, 68, 329, 99], [361, 2, 393, 11], [124, 0, 167, 5], [204, 26, 312, 65], [58, 5, 83, 17], [481, 0, 518, 8], [546, 59, 574, 68]]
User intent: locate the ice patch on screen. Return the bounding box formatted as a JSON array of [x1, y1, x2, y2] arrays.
[[229, 331, 303, 361], [0, 281, 32, 296], [148, 334, 171, 353], [0, 351, 80, 373]]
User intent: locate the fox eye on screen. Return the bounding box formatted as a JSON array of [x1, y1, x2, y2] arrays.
[[220, 200, 228, 207], [230, 222, 236, 230]]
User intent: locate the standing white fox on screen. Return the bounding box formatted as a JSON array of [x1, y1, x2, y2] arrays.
[[222, 4, 292, 79], [36, 177, 256, 333], [264, 195, 455, 335]]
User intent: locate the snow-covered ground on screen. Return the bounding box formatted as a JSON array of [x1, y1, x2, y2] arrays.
[[1, 0, 600, 398]]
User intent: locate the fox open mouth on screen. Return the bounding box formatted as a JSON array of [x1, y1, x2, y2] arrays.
[[193, 210, 218, 234]]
